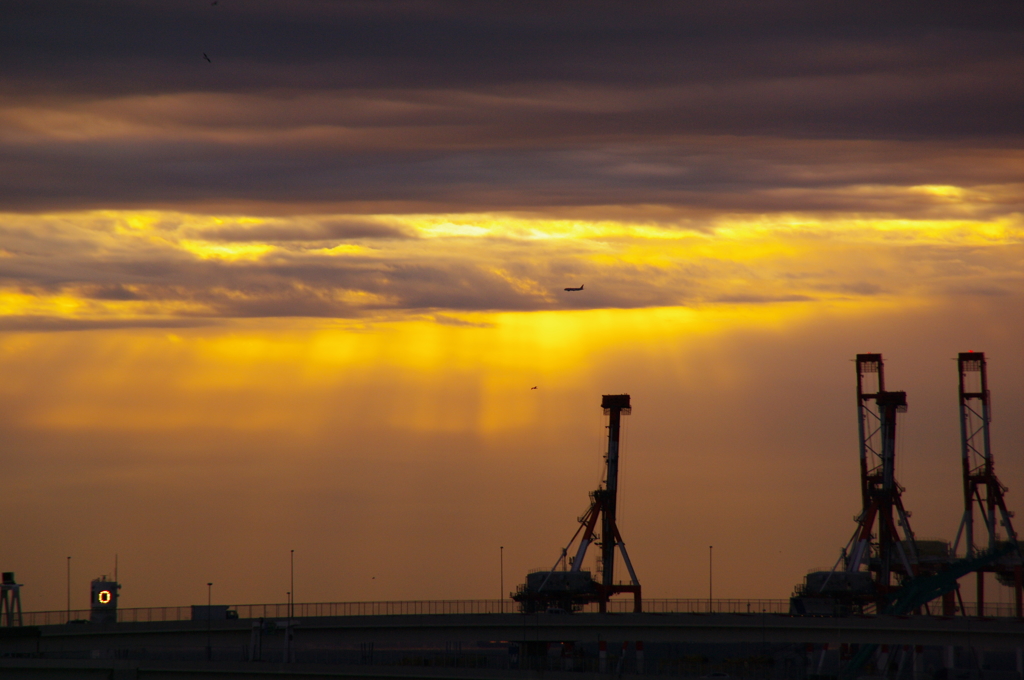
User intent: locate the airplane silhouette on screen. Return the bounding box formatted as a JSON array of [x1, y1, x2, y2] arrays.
[[563, 284, 584, 292], [203, 53, 211, 62]]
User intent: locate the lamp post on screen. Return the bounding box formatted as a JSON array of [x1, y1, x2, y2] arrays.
[[285, 591, 292, 663], [500, 546, 504, 614], [206, 582, 212, 661], [709, 546, 713, 613]]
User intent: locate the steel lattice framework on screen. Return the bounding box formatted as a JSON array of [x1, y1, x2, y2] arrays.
[[844, 354, 918, 599], [952, 351, 1022, 616], [954, 352, 1017, 556]]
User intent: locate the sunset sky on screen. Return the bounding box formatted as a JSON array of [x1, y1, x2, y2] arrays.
[[2, 1, 1022, 612]]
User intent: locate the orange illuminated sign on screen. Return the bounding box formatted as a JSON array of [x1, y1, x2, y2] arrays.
[[97, 590, 112, 604]]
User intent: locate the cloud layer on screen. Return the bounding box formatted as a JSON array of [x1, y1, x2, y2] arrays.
[[1, 1, 1021, 212], [0, 210, 1021, 330]]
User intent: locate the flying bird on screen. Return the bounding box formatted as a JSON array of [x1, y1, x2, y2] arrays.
[[203, 53, 211, 62], [531, 386, 537, 390], [563, 284, 584, 292]]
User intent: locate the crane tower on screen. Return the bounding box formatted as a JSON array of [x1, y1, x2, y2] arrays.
[[953, 351, 1022, 616], [512, 394, 641, 613], [845, 353, 919, 596], [791, 354, 922, 615]]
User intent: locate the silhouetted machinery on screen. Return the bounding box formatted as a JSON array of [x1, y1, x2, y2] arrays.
[[792, 352, 1022, 618], [1, 572, 23, 627], [951, 351, 1022, 616], [841, 541, 1019, 679], [513, 394, 642, 613]]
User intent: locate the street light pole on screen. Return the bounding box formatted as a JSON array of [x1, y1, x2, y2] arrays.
[[288, 549, 296, 663], [206, 582, 212, 661], [285, 591, 292, 663], [709, 546, 713, 613]]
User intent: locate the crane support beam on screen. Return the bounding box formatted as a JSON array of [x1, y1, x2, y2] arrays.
[[600, 394, 630, 594]]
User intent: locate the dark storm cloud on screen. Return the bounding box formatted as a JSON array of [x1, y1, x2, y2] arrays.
[[0, 0, 1021, 212], [199, 219, 414, 242], [1, 1, 1022, 324], [2, 1, 1020, 99], [3, 137, 1023, 215], [83, 283, 144, 300]]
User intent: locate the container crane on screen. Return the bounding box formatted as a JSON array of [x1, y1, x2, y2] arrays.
[[512, 394, 642, 613], [792, 354, 928, 615], [952, 351, 1022, 617]]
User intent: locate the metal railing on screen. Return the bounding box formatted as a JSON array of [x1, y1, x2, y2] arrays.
[[14, 597, 1019, 627], [18, 599, 786, 626]]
